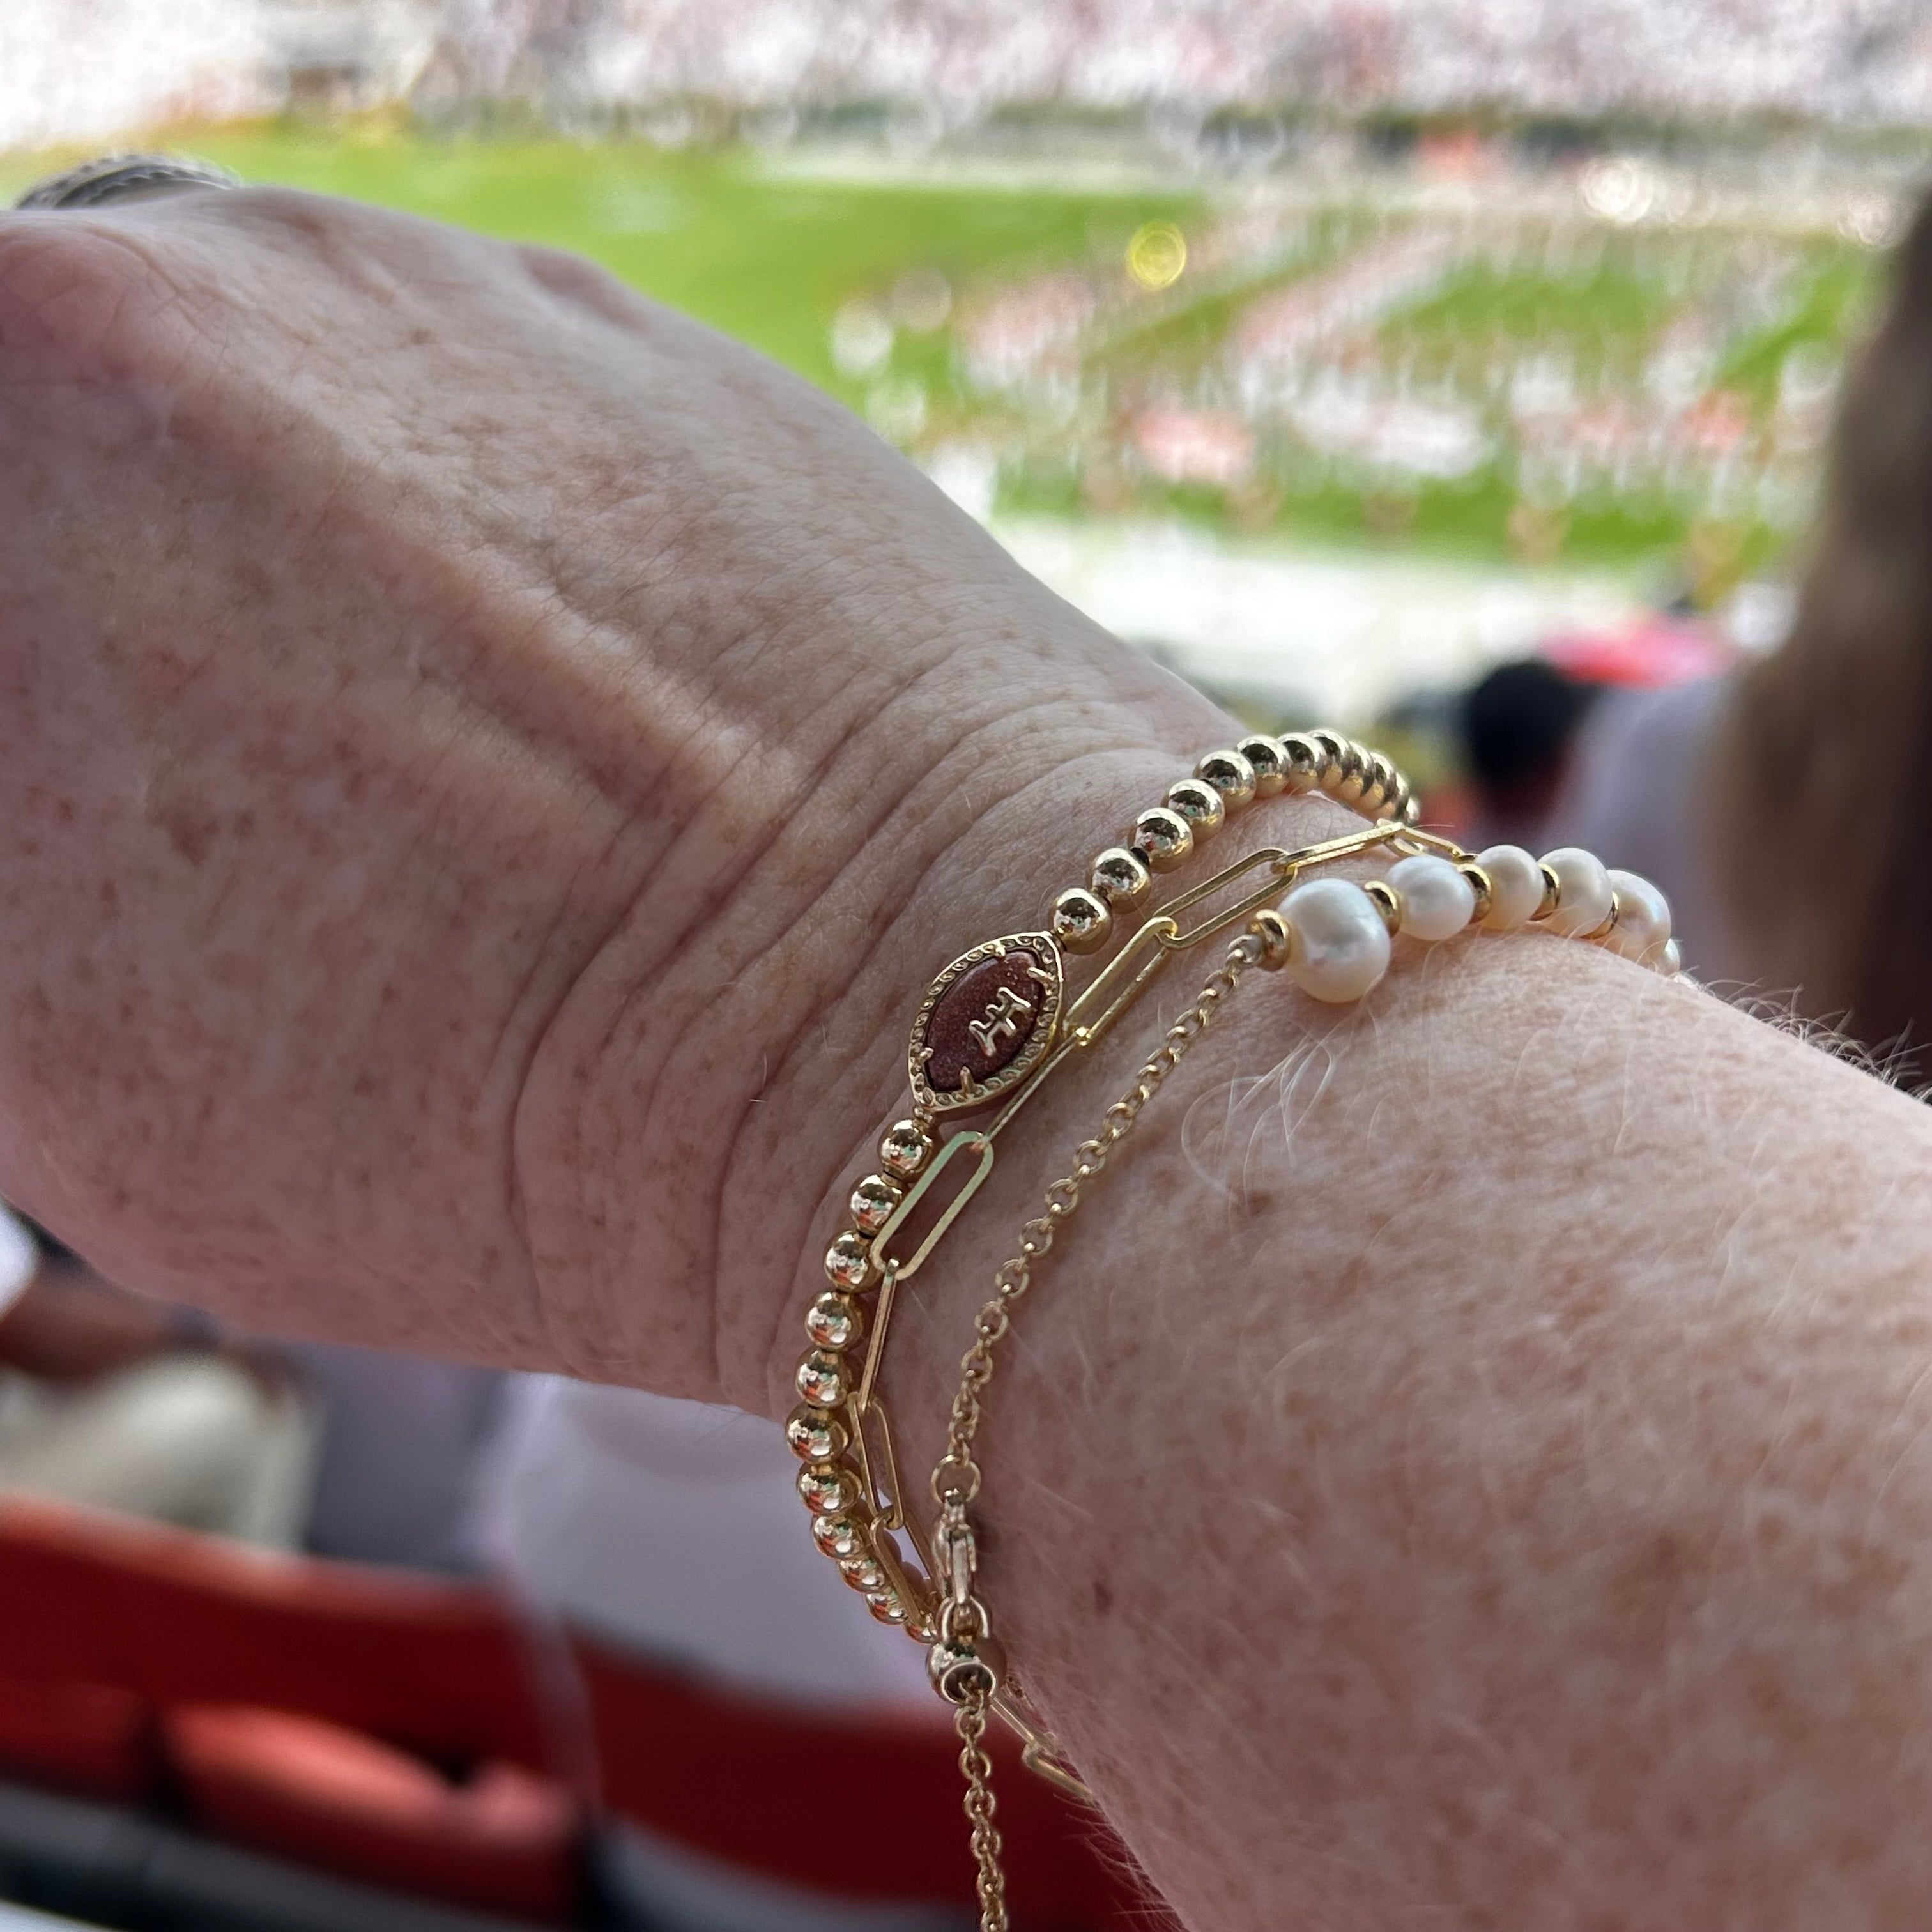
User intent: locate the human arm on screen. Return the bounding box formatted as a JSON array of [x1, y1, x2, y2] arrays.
[[4, 187, 1932, 1928]]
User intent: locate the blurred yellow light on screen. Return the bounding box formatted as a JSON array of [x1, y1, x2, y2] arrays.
[[1126, 221, 1187, 291]]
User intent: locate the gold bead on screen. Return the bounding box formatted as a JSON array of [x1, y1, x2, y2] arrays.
[[839, 1551, 889, 1592], [1400, 788, 1423, 827], [1380, 772, 1411, 822], [806, 1289, 865, 1351], [1248, 907, 1293, 970], [1131, 805, 1194, 872], [1586, 891, 1621, 943], [1534, 862, 1561, 921], [1363, 878, 1401, 934], [848, 1172, 904, 1235], [1193, 748, 1257, 811], [795, 1348, 848, 1409], [865, 1590, 908, 1626], [824, 1230, 875, 1291], [1236, 734, 1289, 796], [1090, 845, 1152, 908], [1456, 862, 1493, 924], [1328, 740, 1368, 802], [1163, 778, 1226, 838], [1309, 729, 1347, 787], [1278, 732, 1322, 792], [928, 1635, 1006, 1705], [797, 1461, 860, 1515], [811, 1510, 868, 1559], [878, 1119, 933, 1180], [1050, 885, 1113, 954], [1360, 751, 1393, 815], [786, 1404, 848, 1462]]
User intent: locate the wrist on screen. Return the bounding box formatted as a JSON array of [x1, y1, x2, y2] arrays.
[[512, 577, 1349, 1407]]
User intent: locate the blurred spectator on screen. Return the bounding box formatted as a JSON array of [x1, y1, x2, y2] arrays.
[[0, 1204, 314, 1545], [1459, 656, 1602, 851], [1555, 187, 1932, 1057], [1706, 185, 1932, 1063]]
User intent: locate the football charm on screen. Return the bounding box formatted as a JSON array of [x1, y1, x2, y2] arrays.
[[908, 933, 1064, 1113]]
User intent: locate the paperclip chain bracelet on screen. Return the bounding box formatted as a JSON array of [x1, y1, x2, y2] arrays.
[[787, 733, 1406, 1613]]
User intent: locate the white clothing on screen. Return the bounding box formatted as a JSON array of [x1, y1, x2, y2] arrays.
[[0, 1208, 36, 1325], [471, 1377, 930, 1708], [0, 1356, 316, 1549], [1548, 676, 1741, 985]]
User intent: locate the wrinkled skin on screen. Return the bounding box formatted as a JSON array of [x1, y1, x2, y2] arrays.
[[0, 185, 1213, 1391]]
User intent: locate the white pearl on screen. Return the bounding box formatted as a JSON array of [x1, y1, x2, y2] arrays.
[[1539, 847, 1614, 937], [1386, 854, 1475, 942], [1282, 878, 1392, 1003], [1476, 845, 1545, 930], [1659, 939, 1683, 977], [1605, 869, 1671, 963]]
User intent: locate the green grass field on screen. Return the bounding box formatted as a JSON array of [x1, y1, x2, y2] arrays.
[[65, 126, 1195, 395], [0, 124, 1883, 583]]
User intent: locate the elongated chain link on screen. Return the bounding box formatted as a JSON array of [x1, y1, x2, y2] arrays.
[[933, 938, 1259, 1512], [934, 937, 1261, 1932]]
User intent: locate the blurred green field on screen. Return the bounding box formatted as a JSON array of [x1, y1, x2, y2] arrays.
[[8, 126, 1190, 395], [0, 125, 1883, 585]]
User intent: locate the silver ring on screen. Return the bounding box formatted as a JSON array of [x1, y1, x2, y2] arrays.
[[13, 154, 239, 211]]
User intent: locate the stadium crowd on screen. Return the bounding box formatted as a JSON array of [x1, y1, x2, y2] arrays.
[[11, 0, 1932, 156]]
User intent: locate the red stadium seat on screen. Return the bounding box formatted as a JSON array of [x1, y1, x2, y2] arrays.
[[573, 1632, 1169, 1930], [0, 1498, 583, 1919], [0, 1496, 1167, 1929], [164, 1703, 579, 1920]]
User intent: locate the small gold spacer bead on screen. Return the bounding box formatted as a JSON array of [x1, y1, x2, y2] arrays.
[[1051, 884, 1113, 954], [1456, 862, 1494, 924], [879, 1119, 933, 1180], [1309, 729, 1347, 788], [1585, 891, 1622, 943], [795, 1348, 849, 1410], [1360, 751, 1394, 815], [1164, 777, 1227, 839], [1533, 862, 1561, 922], [848, 1172, 905, 1235], [811, 1510, 868, 1559], [1131, 805, 1194, 872], [1248, 907, 1294, 970], [805, 1289, 865, 1351], [798, 1460, 861, 1515], [839, 1551, 889, 1593], [786, 1403, 848, 1463], [1236, 734, 1289, 796], [824, 1229, 875, 1291], [1331, 740, 1368, 802], [1363, 878, 1402, 934], [1278, 732, 1322, 793], [1090, 845, 1153, 908], [865, 1589, 909, 1626], [1193, 748, 1257, 811]]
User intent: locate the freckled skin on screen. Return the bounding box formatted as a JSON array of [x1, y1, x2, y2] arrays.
[[7, 188, 1932, 1930]]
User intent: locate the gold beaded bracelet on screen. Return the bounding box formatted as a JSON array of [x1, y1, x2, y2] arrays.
[[789, 730, 1682, 1929]]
